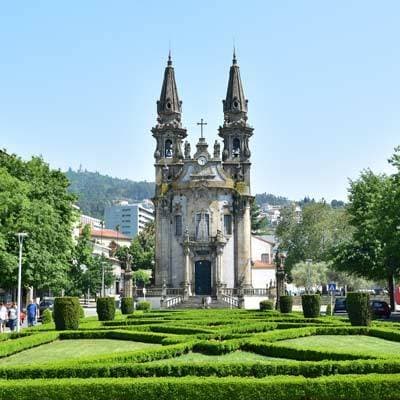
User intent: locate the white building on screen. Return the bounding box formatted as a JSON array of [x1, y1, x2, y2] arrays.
[[104, 201, 154, 238], [251, 236, 276, 288]]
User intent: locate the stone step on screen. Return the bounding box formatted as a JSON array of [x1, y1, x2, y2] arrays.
[[172, 296, 232, 309]]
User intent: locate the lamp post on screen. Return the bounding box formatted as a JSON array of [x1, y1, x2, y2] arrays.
[[80, 264, 89, 305], [305, 259, 313, 294], [16, 233, 28, 333]]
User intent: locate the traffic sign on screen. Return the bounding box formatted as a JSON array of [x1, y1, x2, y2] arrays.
[[328, 283, 336, 292]]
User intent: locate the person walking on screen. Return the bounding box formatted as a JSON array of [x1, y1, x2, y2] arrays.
[[0, 303, 7, 333], [7, 303, 17, 332], [26, 300, 37, 327]]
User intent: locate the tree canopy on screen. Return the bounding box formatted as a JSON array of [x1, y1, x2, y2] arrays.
[[0, 151, 77, 293]]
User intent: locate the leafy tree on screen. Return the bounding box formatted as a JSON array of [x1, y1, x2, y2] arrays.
[[0, 151, 77, 294], [332, 148, 400, 309], [71, 225, 114, 297], [276, 202, 351, 277], [132, 269, 151, 287], [291, 261, 328, 293], [251, 202, 267, 233]]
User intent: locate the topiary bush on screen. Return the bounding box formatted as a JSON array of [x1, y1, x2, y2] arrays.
[[136, 301, 151, 312], [121, 297, 134, 315], [53, 297, 80, 330], [79, 305, 85, 319], [42, 308, 53, 324], [96, 297, 116, 321], [260, 300, 274, 311], [279, 296, 293, 314], [346, 292, 371, 326], [301, 294, 321, 318], [326, 303, 332, 316]]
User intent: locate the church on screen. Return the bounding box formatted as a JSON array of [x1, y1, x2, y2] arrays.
[[152, 52, 263, 299]]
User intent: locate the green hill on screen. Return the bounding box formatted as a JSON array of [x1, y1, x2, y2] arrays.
[[66, 168, 155, 219]]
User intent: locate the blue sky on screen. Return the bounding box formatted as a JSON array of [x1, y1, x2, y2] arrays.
[[1, 1, 399, 201]]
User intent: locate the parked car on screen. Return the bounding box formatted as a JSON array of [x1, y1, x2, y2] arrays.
[[370, 300, 391, 319], [39, 299, 54, 319], [333, 298, 347, 313]]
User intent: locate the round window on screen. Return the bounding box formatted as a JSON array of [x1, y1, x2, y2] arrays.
[[233, 100, 239, 108]]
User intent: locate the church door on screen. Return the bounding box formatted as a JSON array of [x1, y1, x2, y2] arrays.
[[195, 260, 212, 295]]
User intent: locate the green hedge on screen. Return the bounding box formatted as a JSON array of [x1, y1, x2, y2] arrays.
[[301, 295, 321, 318], [96, 298, 115, 321], [121, 298, 134, 315], [347, 292, 371, 326], [136, 301, 151, 311], [259, 300, 274, 311], [54, 297, 81, 330], [0, 332, 59, 358], [279, 296, 293, 314], [42, 309, 53, 324], [1, 375, 400, 400]]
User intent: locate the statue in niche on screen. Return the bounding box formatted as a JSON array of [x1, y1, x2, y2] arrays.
[[213, 140, 220, 159], [184, 141, 191, 159]]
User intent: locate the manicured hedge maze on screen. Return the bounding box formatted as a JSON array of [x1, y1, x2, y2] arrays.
[[0, 308, 400, 399]]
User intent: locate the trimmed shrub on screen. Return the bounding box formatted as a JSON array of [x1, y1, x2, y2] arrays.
[[96, 297, 116, 321], [301, 294, 321, 318], [346, 292, 371, 326], [42, 309, 53, 324], [325, 303, 332, 316], [136, 301, 151, 312], [53, 297, 80, 330], [259, 300, 274, 311], [2, 375, 400, 400], [121, 297, 134, 315], [79, 306, 85, 319], [279, 296, 293, 314]]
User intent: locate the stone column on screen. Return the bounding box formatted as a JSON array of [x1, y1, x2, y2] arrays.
[[124, 268, 133, 298], [183, 245, 191, 300], [234, 196, 252, 288]]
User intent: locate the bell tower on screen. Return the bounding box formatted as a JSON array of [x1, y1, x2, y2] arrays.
[[218, 51, 253, 194], [152, 53, 187, 191]]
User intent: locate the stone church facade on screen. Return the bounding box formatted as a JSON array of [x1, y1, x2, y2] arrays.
[[152, 53, 254, 298]]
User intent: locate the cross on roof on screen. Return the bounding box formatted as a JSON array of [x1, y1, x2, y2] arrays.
[[197, 118, 207, 139]]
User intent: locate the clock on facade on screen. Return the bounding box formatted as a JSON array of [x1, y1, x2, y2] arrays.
[[197, 156, 207, 166]]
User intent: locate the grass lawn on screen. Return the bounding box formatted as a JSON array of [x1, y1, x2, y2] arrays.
[[150, 351, 290, 363], [0, 339, 160, 366], [279, 335, 400, 357]]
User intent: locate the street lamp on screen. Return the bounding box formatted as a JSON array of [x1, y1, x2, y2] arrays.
[[16, 233, 28, 333], [80, 264, 89, 305]]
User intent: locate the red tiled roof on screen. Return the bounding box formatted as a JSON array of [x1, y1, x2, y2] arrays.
[[253, 261, 275, 269], [90, 229, 131, 240], [252, 235, 275, 245]]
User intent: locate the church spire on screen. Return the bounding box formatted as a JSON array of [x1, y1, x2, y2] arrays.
[[223, 51, 248, 119], [157, 53, 182, 124]]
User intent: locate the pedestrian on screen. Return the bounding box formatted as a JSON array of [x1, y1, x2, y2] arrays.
[[26, 300, 37, 327], [0, 303, 7, 333], [7, 303, 17, 332]]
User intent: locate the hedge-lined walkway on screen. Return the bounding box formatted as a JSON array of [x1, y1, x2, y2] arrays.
[[0, 309, 399, 399]]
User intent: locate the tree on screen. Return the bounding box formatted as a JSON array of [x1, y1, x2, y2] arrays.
[[291, 261, 328, 293], [0, 151, 77, 294], [331, 149, 400, 309], [276, 202, 351, 277], [71, 225, 114, 297], [132, 269, 151, 287], [251, 201, 267, 233]]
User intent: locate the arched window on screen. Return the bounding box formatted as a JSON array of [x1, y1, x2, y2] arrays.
[[232, 138, 241, 157], [165, 139, 173, 158]]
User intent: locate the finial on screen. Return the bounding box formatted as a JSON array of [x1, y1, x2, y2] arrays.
[[168, 48, 172, 66], [233, 41, 237, 65]]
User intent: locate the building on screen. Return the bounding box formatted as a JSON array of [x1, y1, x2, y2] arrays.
[[90, 228, 132, 248], [104, 201, 154, 238], [251, 236, 276, 288], [152, 52, 254, 297], [80, 214, 103, 230]]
